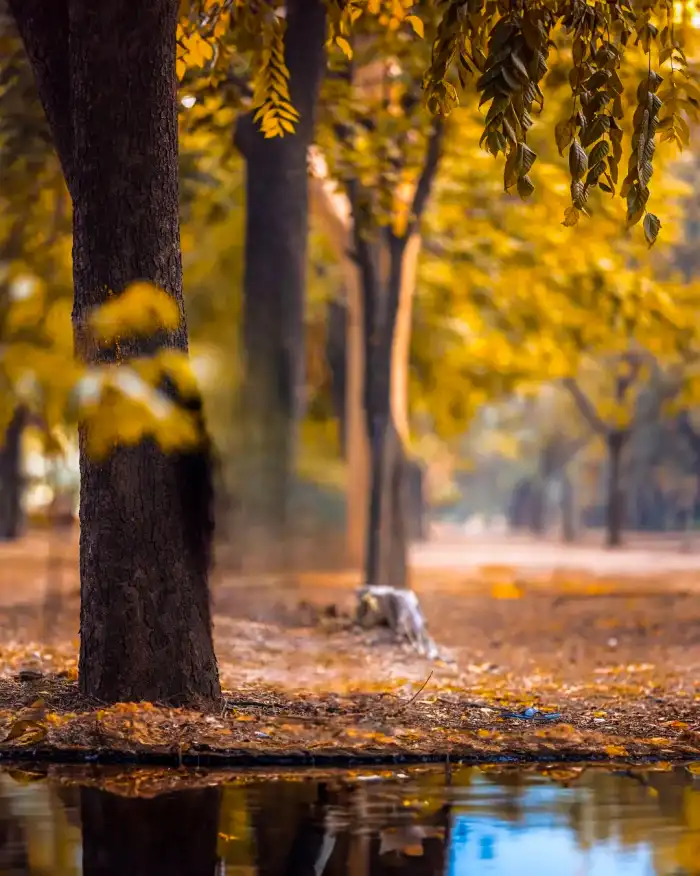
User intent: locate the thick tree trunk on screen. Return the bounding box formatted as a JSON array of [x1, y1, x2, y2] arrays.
[[12, 0, 221, 703], [606, 431, 626, 548], [234, 0, 326, 569], [80, 787, 220, 876], [0, 407, 24, 541]]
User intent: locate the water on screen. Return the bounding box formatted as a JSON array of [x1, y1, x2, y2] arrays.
[[0, 763, 698, 875]]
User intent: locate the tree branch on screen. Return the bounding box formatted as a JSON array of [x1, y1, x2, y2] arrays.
[[408, 118, 445, 232], [562, 377, 609, 436], [7, 0, 74, 194]]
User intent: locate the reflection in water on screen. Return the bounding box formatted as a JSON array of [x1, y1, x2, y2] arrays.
[[80, 785, 221, 876], [0, 764, 697, 875]]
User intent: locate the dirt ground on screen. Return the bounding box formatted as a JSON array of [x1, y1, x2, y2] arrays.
[[0, 529, 698, 765]]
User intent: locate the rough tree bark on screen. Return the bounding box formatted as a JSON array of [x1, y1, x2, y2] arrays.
[[10, 0, 221, 704], [234, 0, 326, 570], [0, 407, 24, 541], [80, 786, 221, 876], [606, 431, 626, 548]]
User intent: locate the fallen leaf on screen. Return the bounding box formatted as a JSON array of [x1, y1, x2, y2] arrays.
[[0, 719, 48, 746], [604, 744, 629, 757]]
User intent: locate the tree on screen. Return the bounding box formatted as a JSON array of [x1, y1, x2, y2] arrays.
[[0, 407, 23, 539], [233, 0, 327, 570], [8, 0, 220, 704], [308, 29, 443, 652]]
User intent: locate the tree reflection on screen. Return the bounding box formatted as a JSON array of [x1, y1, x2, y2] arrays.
[[0, 765, 697, 876], [80, 785, 221, 876]]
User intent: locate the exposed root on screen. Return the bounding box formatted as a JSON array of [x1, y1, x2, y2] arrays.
[[355, 585, 439, 659]]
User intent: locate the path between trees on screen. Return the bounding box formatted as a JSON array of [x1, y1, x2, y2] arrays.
[[0, 530, 697, 765]]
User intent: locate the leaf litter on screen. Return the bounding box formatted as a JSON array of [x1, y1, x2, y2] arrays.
[[0, 548, 698, 765]]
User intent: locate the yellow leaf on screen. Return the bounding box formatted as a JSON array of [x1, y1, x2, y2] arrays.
[[405, 15, 424, 38], [336, 37, 353, 58], [490, 581, 523, 600], [90, 282, 180, 343], [604, 744, 628, 757], [0, 719, 48, 746]]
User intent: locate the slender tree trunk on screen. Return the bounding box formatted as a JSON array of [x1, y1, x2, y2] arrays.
[[326, 297, 347, 454], [606, 431, 626, 548], [406, 458, 427, 541], [11, 0, 221, 703], [327, 296, 426, 545], [234, 0, 326, 570], [530, 443, 557, 536], [360, 231, 413, 589], [80, 787, 220, 876], [528, 480, 546, 536], [560, 471, 577, 543], [0, 407, 24, 541]]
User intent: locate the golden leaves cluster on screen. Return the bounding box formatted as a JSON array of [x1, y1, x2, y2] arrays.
[[421, 0, 700, 240], [0, 279, 205, 463], [251, 16, 299, 137]]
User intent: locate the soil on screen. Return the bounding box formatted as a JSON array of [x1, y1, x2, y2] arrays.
[[0, 529, 698, 766]]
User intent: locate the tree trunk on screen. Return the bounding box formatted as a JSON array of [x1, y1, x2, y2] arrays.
[[405, 458, 427, 541], [606, 431, 626, 548], [327, 296, 427, 544], [12, 0, 221, 703], [234, 0, 326, 570], [308, 168, 368, 570], [326, 297, 347, 454], [560, 471, 577, 543], [80, 786, 221, 876], [352, 225, 438, 655], [528, 480, 546, 536], [361, 232, 413, 589], [0, 407, 24, 541]]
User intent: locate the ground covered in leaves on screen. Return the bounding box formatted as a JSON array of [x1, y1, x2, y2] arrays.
[[0, 531, 698, 765]]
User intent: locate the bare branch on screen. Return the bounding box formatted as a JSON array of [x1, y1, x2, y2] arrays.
[[408, 118, 445, 231], [562, 377, 609, 436]]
